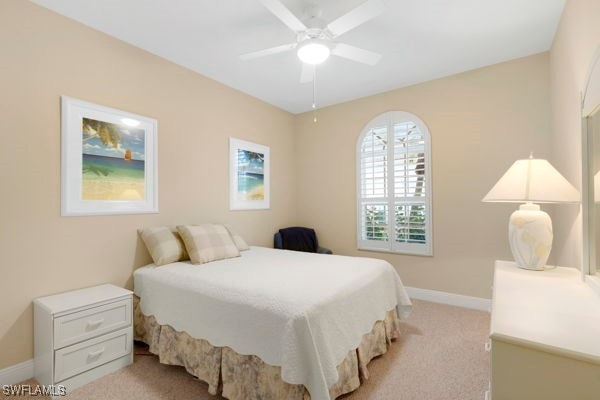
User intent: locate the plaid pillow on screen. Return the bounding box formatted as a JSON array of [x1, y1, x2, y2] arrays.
[[177, 224, 241, 264], [223, 224, 250, 251], [138, 226, 189, 266]]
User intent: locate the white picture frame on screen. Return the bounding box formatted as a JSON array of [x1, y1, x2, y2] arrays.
[[229, 137, 270, 210], [61, 96, 158, 216]]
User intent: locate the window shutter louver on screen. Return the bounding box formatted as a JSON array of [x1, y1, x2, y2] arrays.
[[359, 126, 389, 245], [357, 112, 432, 256]]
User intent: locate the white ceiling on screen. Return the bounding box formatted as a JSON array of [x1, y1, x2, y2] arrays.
[[31, 0, 565, 114]]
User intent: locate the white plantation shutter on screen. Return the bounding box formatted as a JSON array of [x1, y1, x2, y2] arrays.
[[357, 112, 432, 255], [359, 125, 389, 248]]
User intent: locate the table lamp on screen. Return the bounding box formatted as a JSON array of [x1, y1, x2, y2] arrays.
[[483, 154, 580, 270]]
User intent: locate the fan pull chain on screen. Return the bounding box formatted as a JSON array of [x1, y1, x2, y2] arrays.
[[312, 67, 317, 123]]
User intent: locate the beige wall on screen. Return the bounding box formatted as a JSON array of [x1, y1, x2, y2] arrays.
[[550, 0, 600, 270], [0, 0, 297, 369], [294, 53, 552, 298]]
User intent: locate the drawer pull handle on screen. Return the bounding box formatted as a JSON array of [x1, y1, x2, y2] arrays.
[[86, 318, 104, 330], [87, 348, 105, 360]]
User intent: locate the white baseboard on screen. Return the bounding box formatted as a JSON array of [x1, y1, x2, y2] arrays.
[[406, 286, 491, 312], [0, 359, 34, 386]]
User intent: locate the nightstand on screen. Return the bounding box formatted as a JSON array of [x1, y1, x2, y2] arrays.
[[34, 284, 133, 396]]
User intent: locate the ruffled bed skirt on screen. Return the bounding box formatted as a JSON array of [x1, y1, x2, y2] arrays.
[[133, 296, 401, 400]]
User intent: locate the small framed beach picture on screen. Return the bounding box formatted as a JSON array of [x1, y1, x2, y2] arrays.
[[229, 138, 270, 210], [61, 96, 158, 216]]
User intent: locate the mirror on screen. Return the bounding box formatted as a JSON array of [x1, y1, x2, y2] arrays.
[[582, 47, 600, 284]]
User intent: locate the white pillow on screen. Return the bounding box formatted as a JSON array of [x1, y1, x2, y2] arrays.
[[223, 224, 250, 251]]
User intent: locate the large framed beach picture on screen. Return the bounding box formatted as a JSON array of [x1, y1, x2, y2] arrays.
[[61, 96, 158, 216], [229, 138, 270, 210]]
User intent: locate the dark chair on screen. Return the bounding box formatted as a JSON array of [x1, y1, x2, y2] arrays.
[[274, 227, 332, 254]]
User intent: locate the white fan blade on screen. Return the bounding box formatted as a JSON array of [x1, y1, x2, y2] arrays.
[[300, 63, 315, 83], [240, 43, 296, 60], [259, 0, 307, 32], [332, 43, 382, 66], [327, 0, 384, 37]]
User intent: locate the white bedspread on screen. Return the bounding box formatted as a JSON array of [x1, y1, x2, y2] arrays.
[[134, 246, 412, 400]]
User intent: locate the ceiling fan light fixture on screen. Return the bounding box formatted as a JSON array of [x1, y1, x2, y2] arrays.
[[297, 40, 330, 65]]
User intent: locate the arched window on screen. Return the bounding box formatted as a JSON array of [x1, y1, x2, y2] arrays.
[[356, 111, 432, 255]]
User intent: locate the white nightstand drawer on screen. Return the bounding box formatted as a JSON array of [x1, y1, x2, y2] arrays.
[[54, 298, 131, 348], [54, 327, 132, 383]]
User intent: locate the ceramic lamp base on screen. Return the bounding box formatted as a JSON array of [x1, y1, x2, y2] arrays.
[[508, 203, 552, 271]]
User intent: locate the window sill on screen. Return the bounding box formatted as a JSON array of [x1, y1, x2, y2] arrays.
[[357, 247, 433, 257]]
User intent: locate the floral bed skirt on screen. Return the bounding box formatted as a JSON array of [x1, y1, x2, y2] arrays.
[[133, 296, 401, 400]]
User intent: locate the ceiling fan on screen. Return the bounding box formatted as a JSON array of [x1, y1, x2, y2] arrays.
[[240, 0, 384, 83]]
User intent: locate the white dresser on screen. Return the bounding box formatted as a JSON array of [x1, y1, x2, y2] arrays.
[[490, 261, 600, 400], [34, 284, 133, 395]]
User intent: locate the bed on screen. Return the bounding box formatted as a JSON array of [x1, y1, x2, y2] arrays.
[[133, 246, 412, 400]]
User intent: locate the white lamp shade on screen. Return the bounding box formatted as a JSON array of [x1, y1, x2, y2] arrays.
[[483, 158, 580, 203]]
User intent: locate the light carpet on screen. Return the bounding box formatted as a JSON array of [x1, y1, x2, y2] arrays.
[[5, 300, 490, 400]]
